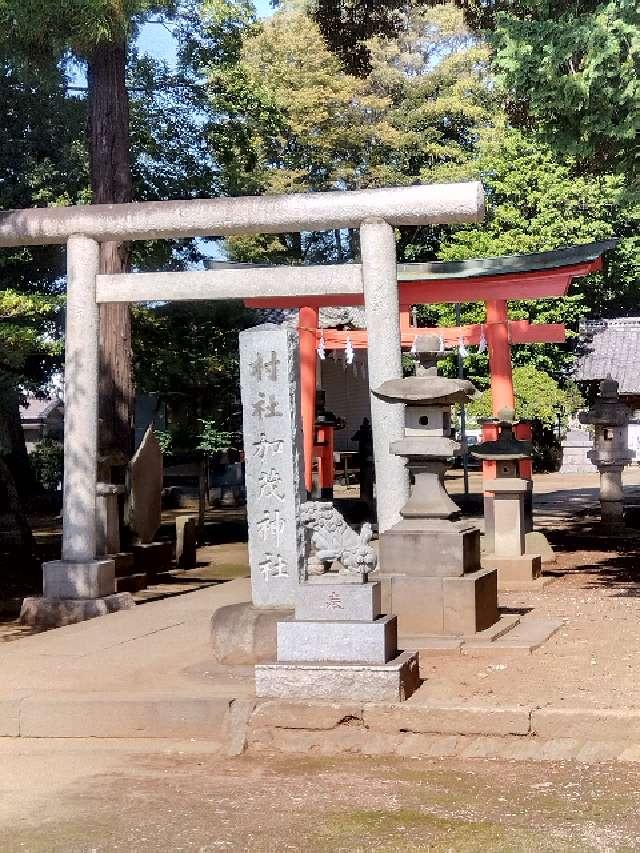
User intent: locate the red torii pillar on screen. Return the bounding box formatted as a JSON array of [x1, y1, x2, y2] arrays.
[[309, 308, 564, 491], [247, 251, 606, 495]]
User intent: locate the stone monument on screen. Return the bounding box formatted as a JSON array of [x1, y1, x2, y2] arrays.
[[580, 378, 632, 528], [472, 413, 542, 589], [559, 417, 597, 473], [95, 482, 139, 592], [374, 376, 499, 641], [241, 324, 305, 607], [255, 517, 420, 701], [176, 515, 197, 569], [210, 324, 305, 663], [126, 426, 172, 577]]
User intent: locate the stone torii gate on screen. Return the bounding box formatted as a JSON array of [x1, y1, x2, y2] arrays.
[[0, 182, 484, 621]]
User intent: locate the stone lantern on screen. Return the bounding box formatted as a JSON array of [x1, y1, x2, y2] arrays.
[[373, 376, 499, 639], [580, 378, 632, 527], [471, 411, 542, 588]]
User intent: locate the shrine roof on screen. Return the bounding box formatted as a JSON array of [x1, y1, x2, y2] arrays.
[[576, 318, 640, 395], [397, 240, 618, 281]]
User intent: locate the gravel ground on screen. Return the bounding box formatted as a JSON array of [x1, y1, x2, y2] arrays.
[[2, 742, 640, 852]]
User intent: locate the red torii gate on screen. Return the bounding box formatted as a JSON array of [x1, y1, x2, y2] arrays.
[[247, 241, 616, 493]]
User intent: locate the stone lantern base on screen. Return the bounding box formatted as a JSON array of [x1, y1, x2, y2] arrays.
[[482, 553, 542, 589], [378, 518, 498, 638]]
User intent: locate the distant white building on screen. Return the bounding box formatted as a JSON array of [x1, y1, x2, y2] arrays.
[[19, 397, 64, 452]]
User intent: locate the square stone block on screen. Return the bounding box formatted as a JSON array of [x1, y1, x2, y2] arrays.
[[277, 615, 397, 664], [43, 559, 115, 600], [483, 554, 542, 584], [113, 552, 135, 578], [295, 580, 381, 622], [379, 522, 480, 578], [382, 575, 445, 635], [255, 650, 420, 702], [443, 568, 498, 635], [132, 541, 173, 577]]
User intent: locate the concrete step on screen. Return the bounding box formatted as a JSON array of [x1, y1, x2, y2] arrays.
[[2, 692, 236, 739]]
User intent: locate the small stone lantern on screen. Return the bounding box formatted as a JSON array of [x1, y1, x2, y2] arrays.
[[373, 376, 499, 639], [580, 378, 632, 527], [471, 413, 542, 587]]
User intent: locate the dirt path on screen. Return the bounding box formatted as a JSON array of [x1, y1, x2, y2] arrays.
[[2, 741, 640, 852]]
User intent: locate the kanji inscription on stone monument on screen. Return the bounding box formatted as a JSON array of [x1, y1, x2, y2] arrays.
[[240, 324, 305, 606]]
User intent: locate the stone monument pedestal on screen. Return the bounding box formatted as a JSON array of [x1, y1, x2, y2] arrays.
[[20, 558, 135, 628], [379, 518, 497, 635], [256, 575, 420, 701]]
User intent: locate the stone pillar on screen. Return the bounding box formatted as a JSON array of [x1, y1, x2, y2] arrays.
[[21, 236, 134, 627], [240, 324, 305, 607], [360, 221, 409, 533], [600, 466, 625, 525], [62, 235, 100, 563], [96, 482, 123, 556]]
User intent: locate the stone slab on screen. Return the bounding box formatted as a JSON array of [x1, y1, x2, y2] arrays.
[[482, 553, 542, 584], [19, 592, 135, 629], [277, 615, 397, 664], [176, 516, 197, 569], [19, 695, 231, 739], [463, 618, 562, 657], [43, 558, 115, 599], [210, 601, 293, 665], [379, 522, 480, 578], [132, 541, 173, 576], [364, 703, 530, 736], [115, 572, 148, 593], [240, 324, 305, 607], [127, 426, 163, 544], [295, 580, 381, 622], [255, 650, 420, 701]]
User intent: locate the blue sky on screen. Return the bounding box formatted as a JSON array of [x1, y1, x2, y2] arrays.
[[137, 1, 274, 68]]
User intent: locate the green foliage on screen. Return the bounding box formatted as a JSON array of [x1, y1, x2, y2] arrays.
[[202, 2, 496, 262], [420, 125, 636, 382], [456, 0, 640, 177], [132, 300, 253, 450], [0, 0, 176, 58], [196, 420, 235, 453], [30, 439, 64, 491], [467, 364, 580, 429], [153, 429, 173, 454]]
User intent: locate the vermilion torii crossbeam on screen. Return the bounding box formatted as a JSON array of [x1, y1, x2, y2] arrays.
[[248, 240, 616, 493], [316, 319, 566, 350]]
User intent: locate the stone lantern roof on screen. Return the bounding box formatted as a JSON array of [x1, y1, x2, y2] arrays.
[[580, 378, 631, 427], [372, 376, 478, 406]]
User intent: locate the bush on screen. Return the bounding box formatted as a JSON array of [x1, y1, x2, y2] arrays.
[[30, 439, 64, 491]]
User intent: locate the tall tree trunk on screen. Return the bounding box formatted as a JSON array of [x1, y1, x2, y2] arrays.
[[87, 41, 134, 471]]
